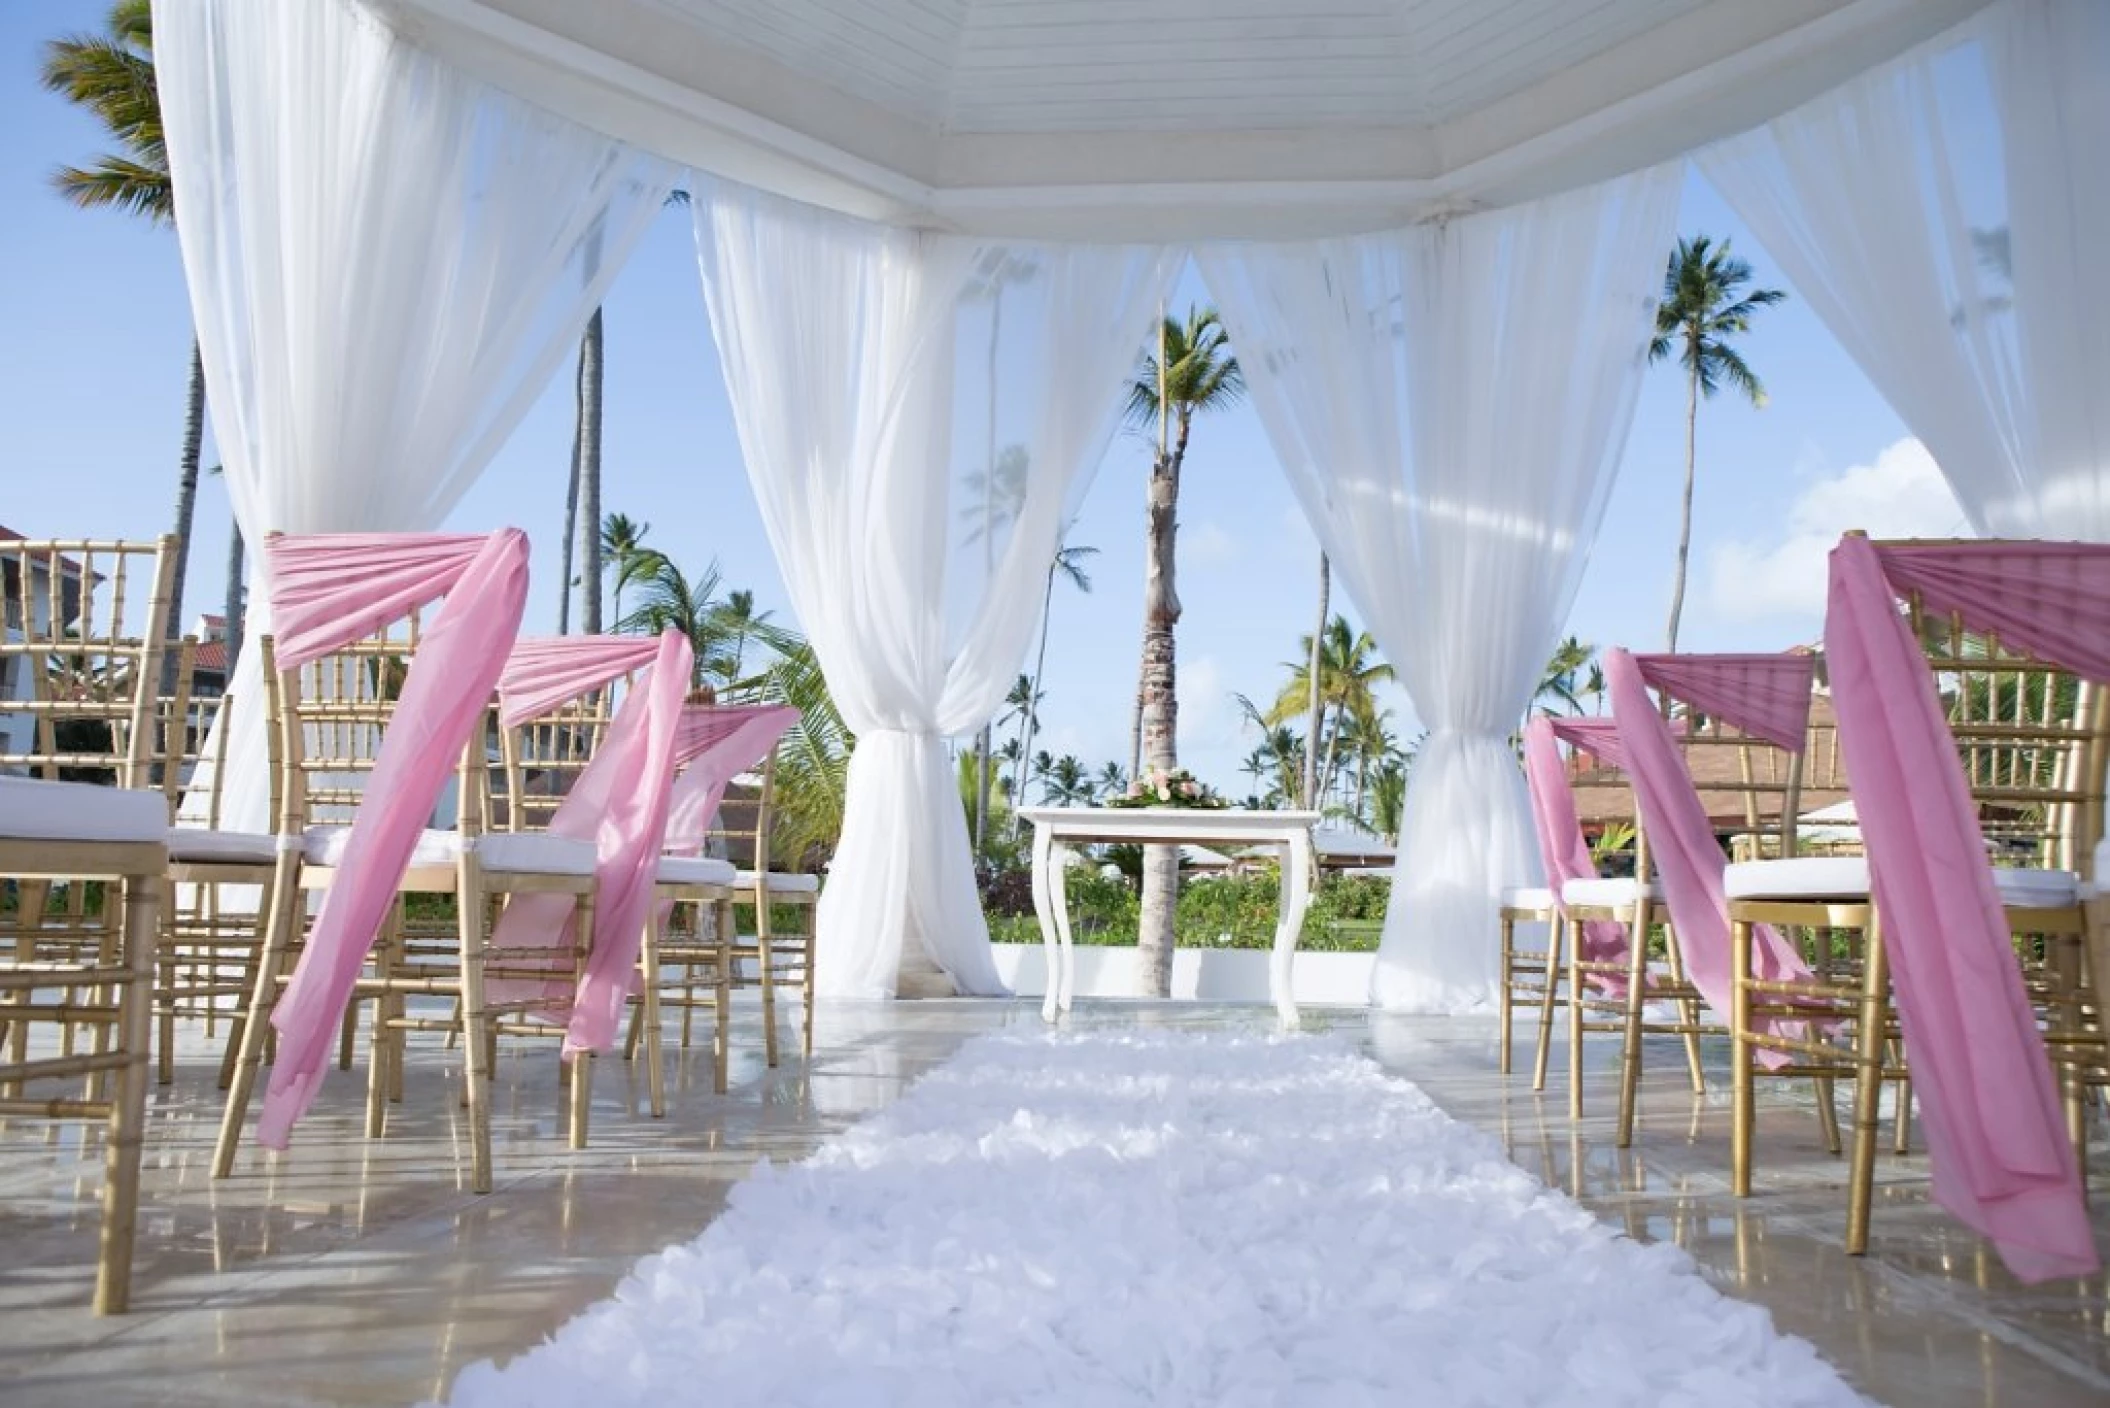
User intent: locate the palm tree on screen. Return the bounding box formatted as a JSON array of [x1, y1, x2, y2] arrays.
[[1302, 553, 1329, 809], [1650, 235, 1786, 651], [756, 640, 853, 870], [1533, 635, 1596, 719], [1266, 616, 1395, 805], [1369, 761, 1408, 846], [1039, 754, 1093, 807], [599, 513, 651, 628], [617, 553, 742, 687], [1093, 760, 1128, 801], [1123, 305, 1245, 995], [1014, 538, 1096, 826], [42, 2, 200, 691], [718, 589, 770, 683]]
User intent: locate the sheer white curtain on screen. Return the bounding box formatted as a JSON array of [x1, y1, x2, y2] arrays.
[[1201, 164, 1681, 1011], [693, 178, 1177, 998], [1700, 0, 2110, 538], [153, 0, 676, 829]]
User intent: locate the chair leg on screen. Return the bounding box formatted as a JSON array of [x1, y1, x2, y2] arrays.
[[757, 899, 779, 1070], [566, 891, 596, 1150], [95, 870, 158, 1316], [1567, 919, 1587, 1122], [1731, 917, 1755, 1198], [639, 913, 666, 1120], [1532, 914, 1564, 1092], [458, 887, 496, 1196], [1846, 911, 1890, 1256], [1616, 909, 1649, 1148], [715, 899, 735, 1093], [800, 916, 816, 1060], [1660, 924, 1706, 1096], [214, 857, 302, 1179], [1498, 912, 1516, 1076]]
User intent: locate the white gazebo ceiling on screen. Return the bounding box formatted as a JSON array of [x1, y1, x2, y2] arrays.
[[386, 0, 1988, 238]]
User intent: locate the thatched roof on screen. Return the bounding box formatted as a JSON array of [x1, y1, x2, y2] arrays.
[[1564, 690, 1850, 833]]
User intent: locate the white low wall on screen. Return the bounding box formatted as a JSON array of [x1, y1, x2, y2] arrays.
[[990, 943, 1374, 1006]]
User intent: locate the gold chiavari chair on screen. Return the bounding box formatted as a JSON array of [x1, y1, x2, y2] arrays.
[[155, 677, 281, 1088], [0, 533, 175, 1312], [719, 755, 818, 1066], [631, 840, 737, 1117], [214, 620, 601, 1191], [1497, 883, 1561, 1080], [1570, 709, 1808, 1149], [1726, 595, 2109, 1255]]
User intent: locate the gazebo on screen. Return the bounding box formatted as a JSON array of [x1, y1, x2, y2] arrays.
[[154, 0, 2105, 1011]]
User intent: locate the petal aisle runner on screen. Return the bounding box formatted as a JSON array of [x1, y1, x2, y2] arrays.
[[442, 1030, 1871, 1408]]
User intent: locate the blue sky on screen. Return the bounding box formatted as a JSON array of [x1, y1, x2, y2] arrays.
[[0, 1, 1967, 797]]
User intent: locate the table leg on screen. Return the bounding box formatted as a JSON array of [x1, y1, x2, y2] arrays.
[[1049, 840, 1077, 1014], [1273, 830, 1314, 1027], [1030, 826, 1060, 1022]]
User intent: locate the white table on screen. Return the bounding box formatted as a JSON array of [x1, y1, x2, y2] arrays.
[[1017, 807, 1322, 1024]]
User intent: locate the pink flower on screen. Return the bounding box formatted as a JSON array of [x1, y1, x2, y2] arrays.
[[1181, 780, 1199, 797], [1126, 781, 1144, 798]]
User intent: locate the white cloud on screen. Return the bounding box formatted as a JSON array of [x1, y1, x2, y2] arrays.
[[1708, 438, 1966, 622]]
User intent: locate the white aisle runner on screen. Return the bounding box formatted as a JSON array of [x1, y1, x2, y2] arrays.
[[443, 1030, 1870, 1408]]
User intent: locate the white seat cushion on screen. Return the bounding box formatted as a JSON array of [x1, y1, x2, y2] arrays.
[[166, 826, 276, 864], [304, 824, 456, 868], [659, 855, 737, 887], [304, 825, 596, 878], [1560, 877, 1660, 908], [735, 868, 820, 896], [1993, 866, 2080, 909], [0, 776, 167, 844], [1499, 885, 1556, 911], [1725, 856, 1867, 900], [476, 832, 598, 878], [1725, 855, 2078, 909]]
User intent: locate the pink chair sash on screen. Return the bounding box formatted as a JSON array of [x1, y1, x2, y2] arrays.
[[1630, 652, 1814, 752], [1605, 649, 1813, 1066], [1825, 535, 2099, 1282], [259, 530, 530, 1149], [497, 636, 663, 729], [1521, 718, 1627, 980], [486, 631, 696, 1057], [664, 705, 803, 856]]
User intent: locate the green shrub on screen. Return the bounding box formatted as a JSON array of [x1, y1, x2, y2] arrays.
[[983, 868, 1391, 952]]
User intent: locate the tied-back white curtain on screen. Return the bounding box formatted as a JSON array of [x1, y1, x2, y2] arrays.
[[1700, 0, 2110, 539], [1201, 164, 1682, 1011], [692, 178, 1177, 998], [153, 0, 676, 829]]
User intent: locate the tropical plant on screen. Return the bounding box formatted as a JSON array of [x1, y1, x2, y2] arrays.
[[1122, 304, 1245, 995], [1037, 754, 1094, 807], [614, 553, 779, 688], [42, 1, 200, 690], [1093, 760, 1128, 802], [599, 513, 652, 627], [1534, 635, 1596, 719], [1650, 235, 1786, 651], [1302, 553, 1330, 808], [1266, 615, 1395, 807], [756, 641, 853, 869], [1368, 760, 1408, 845]]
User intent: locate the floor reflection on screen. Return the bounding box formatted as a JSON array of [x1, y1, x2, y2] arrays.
[[0, 1001, 2102, 1406]]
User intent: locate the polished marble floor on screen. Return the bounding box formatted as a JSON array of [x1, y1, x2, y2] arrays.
[[0, 1000, 2104, 1406]]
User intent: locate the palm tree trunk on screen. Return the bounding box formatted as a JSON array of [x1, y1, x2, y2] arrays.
[[1014, 560, 1058, 832], [1302, 553, 1328, 809], [162, 340, 205, 693], [578, 307, 607, 634], [558, 422, 581, 634], [1136, 413, 1190, 999], [222, 518, 245, 671], [1666, 352, 1699, 652]]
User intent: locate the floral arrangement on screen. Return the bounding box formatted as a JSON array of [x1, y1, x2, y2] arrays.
[[1108, 765, 1228, 810]]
